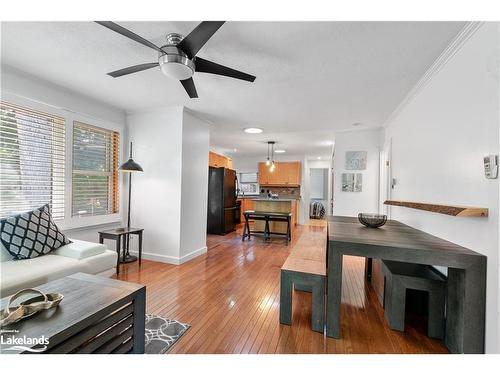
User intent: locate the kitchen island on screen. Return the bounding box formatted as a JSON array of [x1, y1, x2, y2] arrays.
[[251, 199, 299, 234]]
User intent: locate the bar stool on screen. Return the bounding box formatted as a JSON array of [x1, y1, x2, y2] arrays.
[[382, 260, 446, 339]]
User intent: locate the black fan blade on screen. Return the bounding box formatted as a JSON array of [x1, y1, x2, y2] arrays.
[[178, 21, 225, 59], [180, 78, 198, 98], [96, 21, 163, 53], [108, 63, 159, 78], [195, 57, 256, 82]]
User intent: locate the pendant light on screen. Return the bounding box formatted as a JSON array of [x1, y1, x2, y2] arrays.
[[265, 142, 271, 166], [267, 141, 276, 172]]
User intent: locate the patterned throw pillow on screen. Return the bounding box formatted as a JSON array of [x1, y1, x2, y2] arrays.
[[0, 204, 71, 260]]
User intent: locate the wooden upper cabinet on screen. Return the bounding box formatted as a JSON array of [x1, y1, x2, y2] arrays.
[[209, 151, 233, 169], [285, 162, 301, 185], [258, 162, 271, 185], [258, 161, 301, 186]]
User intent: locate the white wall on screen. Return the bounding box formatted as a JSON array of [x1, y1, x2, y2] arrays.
[[126, 107, 184, 263], [383, 23, 499, 353], [1, 65, 126, 125], [1, 65, 128, 243], [126, 106, 210, 264], [179, 110, 210, 262], [333, 128, 381, 216]]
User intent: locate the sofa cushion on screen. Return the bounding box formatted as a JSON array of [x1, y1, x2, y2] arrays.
[[1, 242, 13, 262], [53, 239, 107, 260], [0, 250, 117, 297], [0, 204, 71, 260], [0, 254, 81, 297]]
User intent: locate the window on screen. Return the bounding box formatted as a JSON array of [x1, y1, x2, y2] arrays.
[[0, 102, 66, 219], [72, 121, 119, 217], [237, 172, 260, 195]]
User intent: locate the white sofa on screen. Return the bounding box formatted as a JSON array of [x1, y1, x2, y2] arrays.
[[0, 239, 117, 297]]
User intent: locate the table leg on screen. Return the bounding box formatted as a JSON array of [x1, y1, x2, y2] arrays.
[[122, 234, 127, 263], [138, 231, 143, 266], [99, 234, 103, 244], [264, 218, 270, 241], [115, 236, 121, 275], [326, 245, 343, 338], [446, 259, 486, 353], [132, 287, 146, 353], [364, 258, 373, 280]]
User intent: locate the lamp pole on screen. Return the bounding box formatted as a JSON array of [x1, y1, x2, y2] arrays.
[[118, 141, 143, 263]]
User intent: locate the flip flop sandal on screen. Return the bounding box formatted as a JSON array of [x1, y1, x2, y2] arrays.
[[0, 288, 63, 327]]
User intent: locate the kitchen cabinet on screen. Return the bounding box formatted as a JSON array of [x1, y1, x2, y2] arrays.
[[209, 151, 233, 169], [258, 161, 301, 186], [239, 198, 255, 222]]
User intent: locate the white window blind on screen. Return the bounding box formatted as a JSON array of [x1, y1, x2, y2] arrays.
[[0, 102, 66, 219], [72, 121, 119, 217]]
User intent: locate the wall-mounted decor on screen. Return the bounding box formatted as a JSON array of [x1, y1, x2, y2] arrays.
[[345, 151, 367, 170], [342, 173, 362, 192]]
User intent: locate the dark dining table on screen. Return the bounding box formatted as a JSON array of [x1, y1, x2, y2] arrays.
[[326, 215, 487, 354]]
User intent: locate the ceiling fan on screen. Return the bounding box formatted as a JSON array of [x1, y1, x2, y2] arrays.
[[95, 21, 256, 98]]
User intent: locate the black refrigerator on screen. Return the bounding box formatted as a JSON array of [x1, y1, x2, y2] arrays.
[[207, 167, 237, 235]]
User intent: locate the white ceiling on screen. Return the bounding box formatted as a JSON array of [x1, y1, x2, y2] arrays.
[[1, 21, 465, 157]]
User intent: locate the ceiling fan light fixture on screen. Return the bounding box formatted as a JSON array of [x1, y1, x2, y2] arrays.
[[159, 54, 195, 80]]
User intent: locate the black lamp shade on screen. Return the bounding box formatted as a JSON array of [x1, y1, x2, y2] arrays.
[[119, 158, 143, 172]]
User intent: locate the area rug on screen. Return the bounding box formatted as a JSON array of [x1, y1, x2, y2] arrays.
[[144, 314, 190, 354]]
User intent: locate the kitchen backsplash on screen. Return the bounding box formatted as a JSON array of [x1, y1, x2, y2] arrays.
[[259, 185, 301, 199]]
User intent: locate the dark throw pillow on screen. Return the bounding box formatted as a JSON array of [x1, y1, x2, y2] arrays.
[[0, 204, 71, 260]]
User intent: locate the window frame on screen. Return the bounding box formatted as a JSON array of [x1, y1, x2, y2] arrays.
[[71, 120, 120, 219], [1, 92, 125, 230]]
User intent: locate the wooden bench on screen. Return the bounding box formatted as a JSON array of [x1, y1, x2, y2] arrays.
[[279, 235, 327, 333], [382, 260, 447, 339], [242, 210, 292, 244]]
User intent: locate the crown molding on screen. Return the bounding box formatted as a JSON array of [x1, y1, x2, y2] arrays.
[[382, 21, 484, 128]]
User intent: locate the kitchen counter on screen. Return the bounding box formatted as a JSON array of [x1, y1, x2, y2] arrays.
[[249, 199, 299, 233]]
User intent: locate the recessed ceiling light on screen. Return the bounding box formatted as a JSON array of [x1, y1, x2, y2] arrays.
[[317, 156, 322, 160], [244, 127, 263, 134], [233, 148, 238, 152], [275, 149, 286, 153]]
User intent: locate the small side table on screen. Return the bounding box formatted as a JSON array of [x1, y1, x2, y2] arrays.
[[98, 227, 143, 275]]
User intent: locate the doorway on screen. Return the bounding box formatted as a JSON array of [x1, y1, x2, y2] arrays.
[[309, 167, 329, 219]]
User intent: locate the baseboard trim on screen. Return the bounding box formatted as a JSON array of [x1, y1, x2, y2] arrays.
[[128, 250, 180, 265], [129, 246, 208, 265], [179, 246, 208, 264]]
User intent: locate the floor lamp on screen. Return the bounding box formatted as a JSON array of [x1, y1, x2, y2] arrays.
[[119, 141, 143, 262]]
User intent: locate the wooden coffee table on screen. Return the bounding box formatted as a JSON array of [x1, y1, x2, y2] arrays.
[[0, 273, 146, 354]]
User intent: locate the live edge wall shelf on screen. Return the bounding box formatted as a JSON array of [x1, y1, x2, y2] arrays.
[[384, 200, 488, 217]]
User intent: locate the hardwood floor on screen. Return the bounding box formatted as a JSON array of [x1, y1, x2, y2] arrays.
[[114, 222, 448, 354]]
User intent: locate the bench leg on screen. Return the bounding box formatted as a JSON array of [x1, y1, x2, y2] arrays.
[[387, 278, 406, 331], [311, 276, 326, 333], [428, 288, 446, 339], [242, 216, 247, 241], [280, 271, 293, 325]]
